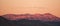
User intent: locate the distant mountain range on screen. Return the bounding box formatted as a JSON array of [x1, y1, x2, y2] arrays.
[[0, 13, 60, 26], [1, 13, 60, 22]]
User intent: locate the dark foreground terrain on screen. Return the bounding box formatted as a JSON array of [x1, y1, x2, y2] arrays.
[[0, 16, 60, 26]]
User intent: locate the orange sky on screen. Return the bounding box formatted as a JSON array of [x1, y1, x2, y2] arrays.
[[0, 0, 60, 17]]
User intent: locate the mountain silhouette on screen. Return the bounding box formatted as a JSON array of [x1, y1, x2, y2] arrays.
[[0, 13, 60, 26], [0, 16, 60, 26], [43, 13, 60, 22], [1, 13, 60, 22]]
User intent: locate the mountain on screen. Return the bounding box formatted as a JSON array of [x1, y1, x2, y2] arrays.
[[43, 13, 60, 22], [0, 13, 60, 26], [1, 13, 60, 22], [0, 16, 60, 26]]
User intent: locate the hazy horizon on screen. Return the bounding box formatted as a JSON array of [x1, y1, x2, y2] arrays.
[[0, 0, 60, 17]]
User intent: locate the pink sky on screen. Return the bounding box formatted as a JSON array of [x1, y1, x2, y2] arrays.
[[0, 0, 60, 17]]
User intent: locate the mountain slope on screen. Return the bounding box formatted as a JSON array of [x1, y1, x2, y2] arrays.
[[1, 13, 60, 22]]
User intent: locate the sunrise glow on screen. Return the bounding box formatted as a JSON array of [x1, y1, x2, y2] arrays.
[[0, 0, 60, 17]]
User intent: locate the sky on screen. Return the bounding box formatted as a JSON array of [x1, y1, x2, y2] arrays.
[[0, 0, 60, 17]]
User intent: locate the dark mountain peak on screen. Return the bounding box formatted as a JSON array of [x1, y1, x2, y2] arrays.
[[43, 13, 59, 19], [43, 13, 60, 22], [44, 13, 52, 15]]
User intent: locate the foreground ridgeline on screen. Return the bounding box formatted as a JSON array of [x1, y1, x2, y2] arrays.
[[1, 13, 60, 22], [0, 13, 60, 26]]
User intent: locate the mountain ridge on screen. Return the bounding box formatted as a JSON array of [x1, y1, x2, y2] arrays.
[[1, 13, 60, 22]]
